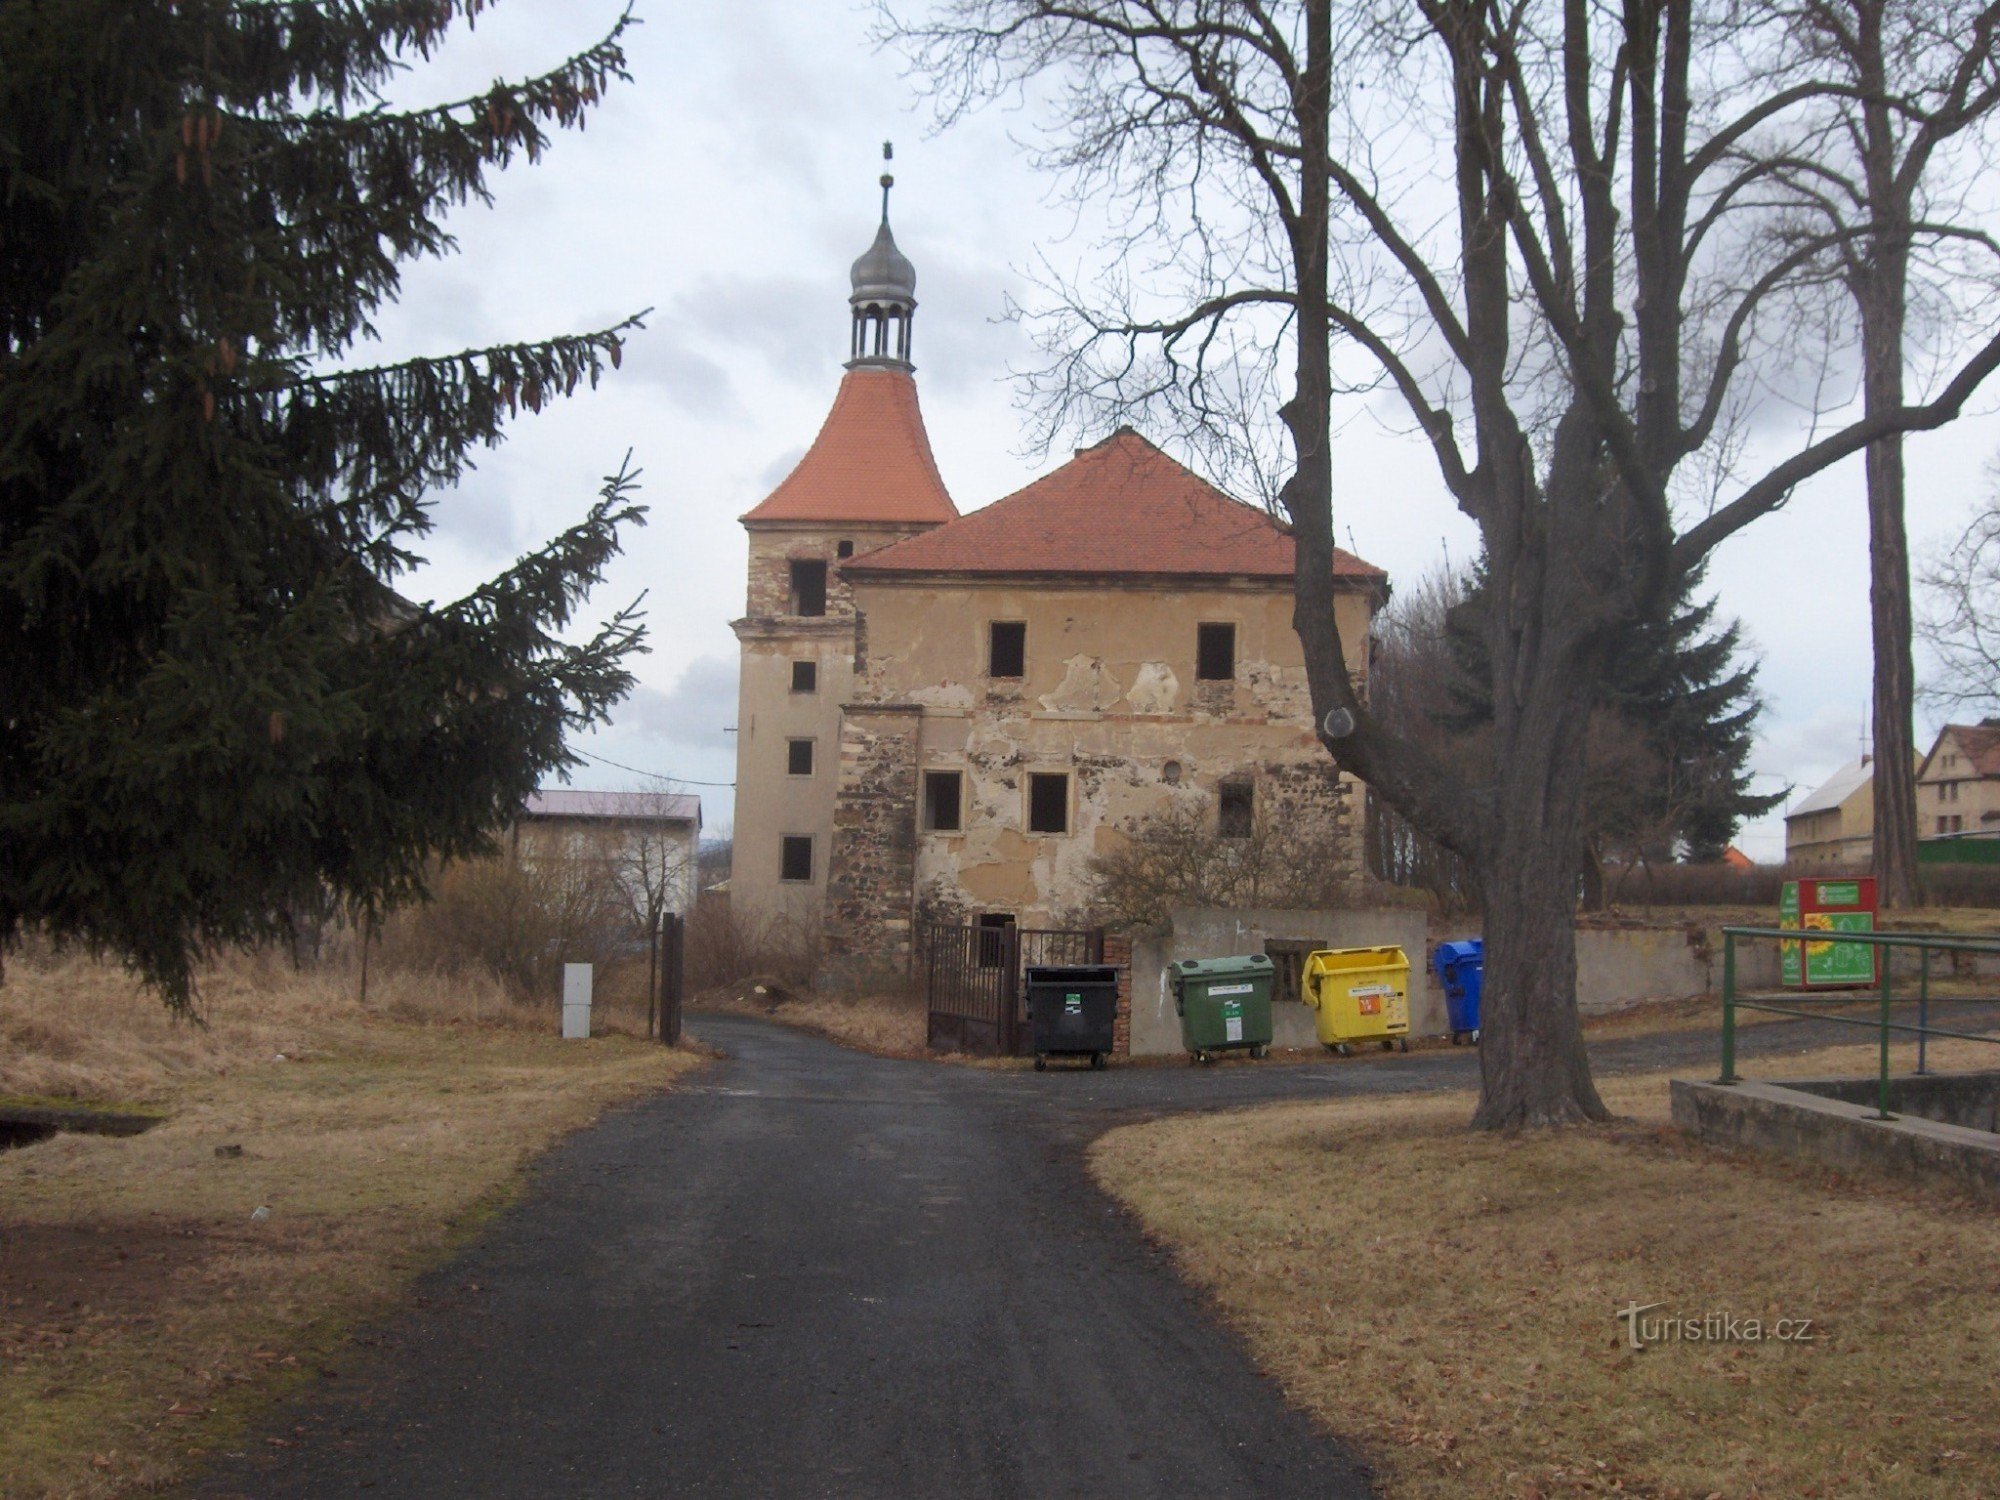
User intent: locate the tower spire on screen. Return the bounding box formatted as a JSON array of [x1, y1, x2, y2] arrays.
[[848, 143, 917, 371]]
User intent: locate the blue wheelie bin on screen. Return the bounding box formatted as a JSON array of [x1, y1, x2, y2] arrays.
[[1432, 940, 1483, 1045]]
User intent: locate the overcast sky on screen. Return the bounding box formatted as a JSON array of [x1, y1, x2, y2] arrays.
[[372, 2, 2000, 859]]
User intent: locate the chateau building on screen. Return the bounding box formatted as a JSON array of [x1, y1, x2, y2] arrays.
[[729, 181, 1384, 985]]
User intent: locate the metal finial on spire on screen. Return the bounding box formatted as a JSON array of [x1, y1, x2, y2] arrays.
[[880, 141, 895, 223]]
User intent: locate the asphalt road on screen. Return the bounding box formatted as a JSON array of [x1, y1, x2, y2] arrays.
[[183, 997, 1999, 1499], [185, 1015, 1377, 1500]]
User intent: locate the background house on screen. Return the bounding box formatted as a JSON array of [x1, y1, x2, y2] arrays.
[[1783, 758, 1877, 868], [1917, 722, 2000, 843], [512, 789, 703, 918]]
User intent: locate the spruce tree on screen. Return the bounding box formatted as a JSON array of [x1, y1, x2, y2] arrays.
[[0, 1, 649, 1006], [1446, 562, 1782, 866]]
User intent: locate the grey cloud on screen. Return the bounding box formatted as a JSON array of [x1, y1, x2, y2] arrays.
[[623, 655, 740, 756], [616, 327, 747, 418]]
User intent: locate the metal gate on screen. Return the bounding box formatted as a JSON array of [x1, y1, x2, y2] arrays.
[[917, 921, 1103, 1055]]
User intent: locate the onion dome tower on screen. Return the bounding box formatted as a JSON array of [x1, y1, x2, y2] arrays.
[[848, 154, 919, 370], [730, 146, 955, 943]]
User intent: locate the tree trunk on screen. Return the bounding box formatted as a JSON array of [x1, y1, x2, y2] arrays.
[[1862, 269, 1923, 908], [1470, 681, 1612, 1129], [1853, 3, 1923, 910]]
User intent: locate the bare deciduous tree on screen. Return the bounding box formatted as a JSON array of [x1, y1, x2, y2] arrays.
[[1919, 500, 2000, 712], [1760, 0, 2000, 908], [887, 0, 2000, 1126]]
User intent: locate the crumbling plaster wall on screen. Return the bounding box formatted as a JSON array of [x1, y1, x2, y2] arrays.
[[850, 578, 1375, 929]]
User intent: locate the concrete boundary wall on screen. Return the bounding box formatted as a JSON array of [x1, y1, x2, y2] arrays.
[[1672, 1074, 2000, 1203]]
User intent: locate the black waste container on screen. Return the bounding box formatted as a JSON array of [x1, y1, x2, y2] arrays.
[[1025, 964, 1120, 1071]]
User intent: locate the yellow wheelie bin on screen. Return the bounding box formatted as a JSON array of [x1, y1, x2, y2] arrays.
[[1303, 946, 1411, 1055]]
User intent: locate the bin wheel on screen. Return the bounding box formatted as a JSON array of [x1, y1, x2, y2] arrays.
[[1380, 1039, 1395, 1052], [1396, 1036, 1410, 1053], [1252, 1044, 1269, 1060], [1202, 1051, 1218, 1066], [1188, 1051, 1201, 1066], [1334, 1042, 1353, 1058], [1033, 1053, 1046, 1072], [1470, 1029, 1481, 1046], [1091, 1052, 1106, 1071], [1449, 1032, 1463, 1046]]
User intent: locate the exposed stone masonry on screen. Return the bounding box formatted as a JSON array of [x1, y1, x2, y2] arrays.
[[822, 704, 923, 989]]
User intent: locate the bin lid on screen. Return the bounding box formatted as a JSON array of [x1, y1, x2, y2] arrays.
[[1170, 954, 1275, 982], [1024, 965, 1119, 986], [1304, 945, 1410, 976], [1433, 939, 1483, 965]]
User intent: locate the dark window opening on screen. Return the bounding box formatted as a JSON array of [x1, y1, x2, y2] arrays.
[[790, 559, 828, 616], [1196, 622, 1237, 681], [1264, 938, 1325, 1006], [924, 770, 963, 832], [977, 912, 1016, 968], [989, 621, 1027, 679], [791, 660, 818, 693], [787, 739, 814, 776], [1219, 778, 1254, 838], [837, 539, 855, 558], [779, 836, 814, 883], [1028, 773, 1069, 834]]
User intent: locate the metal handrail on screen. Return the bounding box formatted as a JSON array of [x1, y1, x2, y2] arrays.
[[1718, 924, 2000, 1121]]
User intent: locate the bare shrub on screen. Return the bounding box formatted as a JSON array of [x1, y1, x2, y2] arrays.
[[684, 895, 823, 993], [372, 856, 636, 1003], [1077, 799, 1363, 932], [1920, 864, 2000, 910], [1598, 861, 1788, 910]]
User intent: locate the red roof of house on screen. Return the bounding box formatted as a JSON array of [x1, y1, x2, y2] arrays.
[[740, 367, 957, 526], [843, 428, 1384, 583], [1936, 723, 2000, 777]]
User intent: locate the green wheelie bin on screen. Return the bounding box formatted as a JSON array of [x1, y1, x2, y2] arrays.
[[1170, 954, 1275, 1064]]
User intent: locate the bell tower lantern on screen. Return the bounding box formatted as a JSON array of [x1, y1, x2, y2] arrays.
[[847, 143, 917, 371]]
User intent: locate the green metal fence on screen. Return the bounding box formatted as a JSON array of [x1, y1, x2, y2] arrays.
[[1718, 925, 2000, 1120]]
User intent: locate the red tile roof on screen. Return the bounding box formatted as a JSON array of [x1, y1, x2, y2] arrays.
[[741, 368, 957, 526], [1937, 723, 2000, 778], [843, 428, 1384, 583]]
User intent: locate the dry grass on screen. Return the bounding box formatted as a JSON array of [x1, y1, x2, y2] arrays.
[[697, 978, 930, 1058], [0, 952, 700, 1500], [1090, 1033, 2000, 1500]]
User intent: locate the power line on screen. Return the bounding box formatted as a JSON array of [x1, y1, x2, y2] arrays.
[[573, 748, 735, 788]]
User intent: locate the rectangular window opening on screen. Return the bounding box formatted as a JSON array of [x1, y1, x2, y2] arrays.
[[924, 770, 963, 832], [1219, 778, 1255, 839], [1028, 772, 1069, 835], [1196, 622, 1237, 682], [787, 739, 815, 777], [989, 620, 1026, 679], [789, 559, 828, 617], [1263, 939, 1325, 1006], [779, 835, 814, 883], [837, 539, 855, 558], [791, 660, 818, 693]]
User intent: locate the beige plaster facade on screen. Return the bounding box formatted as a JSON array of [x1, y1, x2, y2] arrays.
[[817, 574, 1377, 982]]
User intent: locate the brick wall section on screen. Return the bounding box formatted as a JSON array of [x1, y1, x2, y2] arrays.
[[823, 704, 923, 987], [1104, 932, 1133, 1056]]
